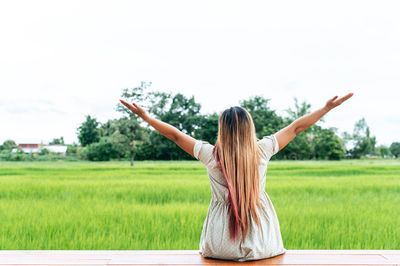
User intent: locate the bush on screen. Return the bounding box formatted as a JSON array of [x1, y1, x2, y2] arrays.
[[66, 144, 78, 156], [0, 149, 79, 161], [86, 137, 119, 161], [77, 146, 88, 160], [0, 151, 12, 161], [0, 149, 27, 161], [39, 148, 50, 155]]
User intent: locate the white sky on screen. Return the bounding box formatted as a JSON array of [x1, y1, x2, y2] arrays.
[[0, 0, 399, 147]]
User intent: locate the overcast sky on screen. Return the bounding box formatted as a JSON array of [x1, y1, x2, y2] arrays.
[[0, 0, 399, 147]]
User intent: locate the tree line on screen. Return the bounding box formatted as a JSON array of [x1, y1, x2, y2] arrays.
[[1, 84, 399, 163], [74, 84, 398, 164]]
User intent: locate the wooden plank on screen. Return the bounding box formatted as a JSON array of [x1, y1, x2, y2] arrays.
[[2, 250, 399, 254], [381, 255, 400, 262], [0, 257, 110, 265], [0, 250, 399, 265], [106, 254, 394, 265], [286, 250, 400, 255]]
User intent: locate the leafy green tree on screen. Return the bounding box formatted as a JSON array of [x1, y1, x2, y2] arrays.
[[194, 112, 219, 144], [77, 146, 88, 160], [145, 92, 202, 160], [14, 148, 25, 161], [99, 119, 116, 137], [77, 115, 101, 147], [341, 131, 353, 153], [115, 82, 149, 116], [377, 145, 391, 158], [134, 131, 157, 160], [276, 98, 315, 160], [344, 118, 376, 158], [100, 119, 126, 159], [115, 83, 156, 164], [118, 84, 217, 160], [313, 128, 345, 160], [280, 130, 313, 160], [66, 142, 79, 156], [272, 97, 344, 160], [146, 91, 173, 118], [390, 142, 400, 158], [112, 117, 149, 165], [49, 136, 65, 145], [239, 95, 284, 138], [284, 97, 326, 122], [39, 148, 50, 155], [119, 85, 202, 160], [86, 137, 119, 161], [162, 93, 202, 135], [1, 139, 17, 151]]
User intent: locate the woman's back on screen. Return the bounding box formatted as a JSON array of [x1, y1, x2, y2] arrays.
[[120, 93, 353, 262], [194, 134, 287, 262]]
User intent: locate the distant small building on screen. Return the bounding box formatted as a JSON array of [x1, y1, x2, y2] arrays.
[[13, 143, 41, 153], [12, 143, 68, 155]]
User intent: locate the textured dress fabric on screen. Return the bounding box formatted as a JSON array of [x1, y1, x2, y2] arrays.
[[194, 134, 287, 262]]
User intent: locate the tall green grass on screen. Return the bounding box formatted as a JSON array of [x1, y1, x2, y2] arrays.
[[0, 160, 399, 249]]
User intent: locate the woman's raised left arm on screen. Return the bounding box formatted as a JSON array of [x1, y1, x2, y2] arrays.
[[119, 99, 196, 157]]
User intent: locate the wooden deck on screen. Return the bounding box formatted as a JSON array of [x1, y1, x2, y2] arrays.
[[0, 250, 399, 265]]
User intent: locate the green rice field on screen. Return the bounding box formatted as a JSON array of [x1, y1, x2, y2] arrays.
[[0, 159, 399, 250]]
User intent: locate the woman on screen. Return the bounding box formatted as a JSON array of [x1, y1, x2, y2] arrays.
[[119, 92, 354, 262]]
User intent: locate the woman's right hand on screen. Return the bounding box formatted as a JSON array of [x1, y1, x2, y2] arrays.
[[119, 99, 148, 119], [324, 92, 354, 111]]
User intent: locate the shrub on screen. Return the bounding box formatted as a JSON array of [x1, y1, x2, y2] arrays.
[[86, 137, 119, 161]]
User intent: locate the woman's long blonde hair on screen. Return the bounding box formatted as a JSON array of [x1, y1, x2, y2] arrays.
[[212, 106, 263, 244]]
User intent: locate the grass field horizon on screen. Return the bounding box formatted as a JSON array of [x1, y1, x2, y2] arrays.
[[0, 159, 399, 250]]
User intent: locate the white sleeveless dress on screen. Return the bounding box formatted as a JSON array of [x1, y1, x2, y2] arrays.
[[194, 134, 287, 262]]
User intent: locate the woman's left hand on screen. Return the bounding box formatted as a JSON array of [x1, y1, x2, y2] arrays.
[[119, 99, 148, 119]]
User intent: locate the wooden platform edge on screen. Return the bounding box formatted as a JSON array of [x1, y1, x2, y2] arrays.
[[0, 250, 399, 265]]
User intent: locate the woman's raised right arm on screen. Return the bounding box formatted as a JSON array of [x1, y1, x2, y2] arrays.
[[274, 92, 354, 152]]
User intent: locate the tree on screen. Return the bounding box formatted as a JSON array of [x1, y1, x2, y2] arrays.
[[194, 112, 219, 145], [66, 143, 78, 156], [239, 95, 284, 139], [77, 115, 101, 147], [341, 131, 354, 153], [86, 137, 119, 161], [277, 129, 313, 160], [377, 145, 391, 158], [1, 139, 17, 151], [277, 98, 315, 160], [115, 83, 155, 165], [119, 84, 204, 160], [145, 92, 202, 160], [39, 148, 50, 155], [313, 128, 345, 160], [390, 142, 400, 158], [49, 136, 65, 145], [114, 117, 148, 165], [349, 118, 376, 158], [284, 97, 327, 122], [115, 81, 150, 116]]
